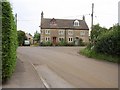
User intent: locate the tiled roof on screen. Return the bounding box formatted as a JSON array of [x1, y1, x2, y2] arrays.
[[41, 18, 89, 30]]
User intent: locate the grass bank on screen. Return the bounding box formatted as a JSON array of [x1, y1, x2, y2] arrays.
[[80, 48, 119, 63]]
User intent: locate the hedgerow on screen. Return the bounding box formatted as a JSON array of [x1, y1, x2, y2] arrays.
[[2, 1, 18, 82]]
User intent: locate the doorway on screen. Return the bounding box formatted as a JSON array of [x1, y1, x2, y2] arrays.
[[53, 37, 57, 45]]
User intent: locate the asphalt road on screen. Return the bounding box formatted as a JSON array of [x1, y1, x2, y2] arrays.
[[17, 47, 118, 88]]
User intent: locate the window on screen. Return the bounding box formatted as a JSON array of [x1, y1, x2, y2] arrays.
[[68, 30, 73, 35], [80, 31, 85, 36], [45, 37, 50, 42], [59, 30, 64, 35], [68, 37, 73, 42], [58, 37, 64, 42], [45, 30, 50, 34], [74, 20, 80, 26]]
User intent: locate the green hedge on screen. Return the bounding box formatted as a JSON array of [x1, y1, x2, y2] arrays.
[[40, 41, 52, 46], [2, 1, 18, 82], [94, 27, 120, 57]]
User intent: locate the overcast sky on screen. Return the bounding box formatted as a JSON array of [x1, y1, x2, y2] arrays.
[[10, 0, 119, 36]]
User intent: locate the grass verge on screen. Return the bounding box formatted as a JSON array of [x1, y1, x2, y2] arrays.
[[80, 48, 119, 63]]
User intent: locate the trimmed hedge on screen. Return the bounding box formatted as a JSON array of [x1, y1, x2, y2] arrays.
[[94, 27, 120, 57], [0, 1, 2, 82], [2, 1, 18, 82]]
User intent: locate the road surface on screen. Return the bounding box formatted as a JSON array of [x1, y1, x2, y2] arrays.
[[17, 47, 118, 88]]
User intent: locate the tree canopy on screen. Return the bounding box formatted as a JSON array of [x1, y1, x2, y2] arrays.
[[17, 30, 27, 46], [33, 31, 40, 43]]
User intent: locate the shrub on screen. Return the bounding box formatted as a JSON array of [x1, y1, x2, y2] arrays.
[[67, 42, 74, 46], [2, 1, 18, 82], [79, 38, 85, 46], [58, 40, 67, 46], [41, 41, 52, 46]]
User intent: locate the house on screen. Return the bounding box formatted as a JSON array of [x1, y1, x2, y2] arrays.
[[40, 12, 89, 45], [25, 33, 33, 45]]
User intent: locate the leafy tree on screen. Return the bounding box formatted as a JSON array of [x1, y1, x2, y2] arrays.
[[33, 31, 40, 43], [17, 30, 27, 46], [90, 24, 108, 44]]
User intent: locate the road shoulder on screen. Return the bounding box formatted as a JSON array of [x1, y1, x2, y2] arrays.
[[2, 59, 45, 88]]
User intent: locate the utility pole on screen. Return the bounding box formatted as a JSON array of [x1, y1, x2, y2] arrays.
[[91, 3, 94, 31], [15, 13, 17, 30]]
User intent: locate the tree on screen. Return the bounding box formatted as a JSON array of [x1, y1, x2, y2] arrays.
[[17, 30, 27, 46], [33, 31, 40, 43], [90, 24, 108, 44]]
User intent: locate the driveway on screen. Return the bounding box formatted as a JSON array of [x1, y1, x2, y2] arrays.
[[17, 47, 118, 88]]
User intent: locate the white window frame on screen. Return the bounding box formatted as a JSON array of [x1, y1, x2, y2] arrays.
[[59, 30, 64, 35], [74, 20, 80, 26], [45, 37, 50, 42], [68, 30, 73, 35], [80, 31, 85, 36], [45, 30, 50, 34], [68, 37, 73, 42], [58, 37, 64, 42]]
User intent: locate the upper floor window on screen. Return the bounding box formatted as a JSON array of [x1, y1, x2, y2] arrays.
[[59, 30, 64, 35], [68, 30, 73, 35], [45, 30, 50, 34], [80, 31, 85, 36], [41, 30, 43, 34], [50, 18, 57, 26], [74, 20, 80, 26]]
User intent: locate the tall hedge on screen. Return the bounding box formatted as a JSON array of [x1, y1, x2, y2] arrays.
[[2, 1, 18, 82], [0, 1, 2, 83]]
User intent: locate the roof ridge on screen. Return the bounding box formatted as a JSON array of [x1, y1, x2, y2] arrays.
[[43, 18, 83, 21]]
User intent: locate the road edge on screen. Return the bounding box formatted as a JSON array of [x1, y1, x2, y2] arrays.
[[30, 62, 51, 88]]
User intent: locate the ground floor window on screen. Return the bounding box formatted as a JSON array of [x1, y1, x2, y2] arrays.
[[59, 37, 64, 42], [68, 37, 73, 42], [45, 37, 50, 42]]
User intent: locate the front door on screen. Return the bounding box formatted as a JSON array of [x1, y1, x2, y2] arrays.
[[53, 37, 57, 45], [75, 37, 79, 45]]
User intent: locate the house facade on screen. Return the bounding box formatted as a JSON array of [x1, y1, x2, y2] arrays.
[[25, 33, 33, 44], [40, 12, 89, 45]]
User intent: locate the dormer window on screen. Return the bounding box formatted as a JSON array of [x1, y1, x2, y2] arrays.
[[50, 18, 57, 26], [74, 20, 79, 26]]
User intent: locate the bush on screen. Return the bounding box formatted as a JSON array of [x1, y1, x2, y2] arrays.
[[41, 41, 52, 46], [58, 40, 67, 46], [79, 38, 86, 46], [2, 1, 18, 82], [94, 28, 120, 56], [67, 42, 74, 46]]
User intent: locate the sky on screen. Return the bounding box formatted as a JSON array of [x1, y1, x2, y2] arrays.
[[9, 0, 119, 36]]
